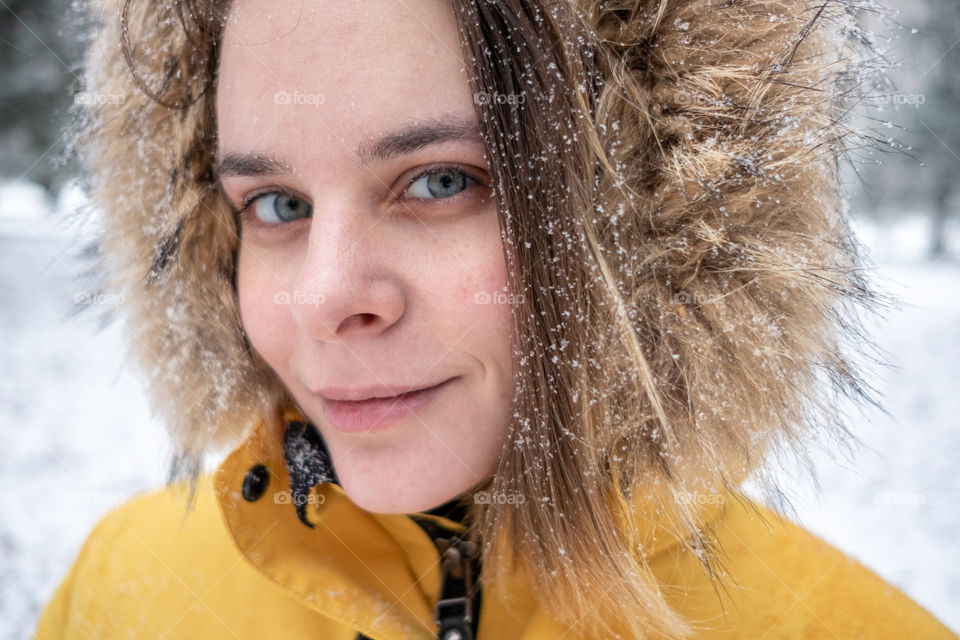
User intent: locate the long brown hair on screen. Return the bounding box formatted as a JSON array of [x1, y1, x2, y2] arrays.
[[76, 0, 890, 637]]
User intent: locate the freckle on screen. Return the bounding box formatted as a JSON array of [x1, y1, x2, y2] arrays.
[[456, 275, 480, 300]]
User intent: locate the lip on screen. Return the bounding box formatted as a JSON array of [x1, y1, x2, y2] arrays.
[[317, 377, 457, 433]]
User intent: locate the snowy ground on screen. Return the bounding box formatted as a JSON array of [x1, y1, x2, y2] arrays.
[[1, 179, 958, 637], [0, 181, 171, 638]]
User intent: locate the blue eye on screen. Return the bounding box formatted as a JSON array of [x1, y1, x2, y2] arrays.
[[234, 166, 481, 228], [246, 192, 312, 225], [406, 168, 474, 200]]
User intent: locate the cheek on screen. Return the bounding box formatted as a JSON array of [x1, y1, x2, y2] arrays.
[[236, 248, 292, 372], [432, 223, 514, 364]]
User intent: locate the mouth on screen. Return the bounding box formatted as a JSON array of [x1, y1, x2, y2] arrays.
[[316, 377, 457, 433]]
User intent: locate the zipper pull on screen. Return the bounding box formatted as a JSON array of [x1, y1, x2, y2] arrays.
[[433, 536, 479, 640]]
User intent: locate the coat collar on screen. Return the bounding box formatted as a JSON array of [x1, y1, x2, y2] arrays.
[[214, 408, 475, 639], [213, 408, 731, 639]]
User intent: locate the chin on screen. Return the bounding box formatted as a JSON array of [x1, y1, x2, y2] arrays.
[[338, 471, 465, 515], [327, 442, 489, 515], [305, 399, 504, 514]]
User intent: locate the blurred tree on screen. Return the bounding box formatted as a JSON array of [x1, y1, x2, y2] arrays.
[[850, 0, 959, 258], [1, 0, 85, 196], [917, 0, 960, 257]]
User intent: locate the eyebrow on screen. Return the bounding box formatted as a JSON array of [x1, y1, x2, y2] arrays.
[[214, 116, 484, 179]]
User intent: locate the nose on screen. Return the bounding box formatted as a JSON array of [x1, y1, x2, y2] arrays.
[[288, 208, 405, 342]]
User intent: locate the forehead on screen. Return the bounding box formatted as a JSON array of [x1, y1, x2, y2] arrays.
[[216, 0, 474, 163]]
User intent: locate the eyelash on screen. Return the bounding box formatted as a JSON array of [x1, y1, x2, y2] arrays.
[[230, 164, 485, 227]]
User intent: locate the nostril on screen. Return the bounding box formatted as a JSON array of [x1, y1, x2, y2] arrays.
[[338, 313, 380, 333]]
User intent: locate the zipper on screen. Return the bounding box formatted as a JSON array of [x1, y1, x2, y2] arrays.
[[353, 515, 482, 640], [280, 420, 482, 639], [419, 517, 482, 640]]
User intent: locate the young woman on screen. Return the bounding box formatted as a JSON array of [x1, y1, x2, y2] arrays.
[[35, 0, 957, 638]]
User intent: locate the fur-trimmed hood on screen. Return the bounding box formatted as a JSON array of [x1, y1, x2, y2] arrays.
[[72, 0, 885, 561]]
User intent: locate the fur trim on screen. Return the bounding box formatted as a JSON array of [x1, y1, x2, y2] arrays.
[[71, 0, 290, 480], [69, 0, 889, 505]]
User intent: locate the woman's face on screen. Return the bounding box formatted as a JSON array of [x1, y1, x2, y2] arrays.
[[216, 0, 515, 513]]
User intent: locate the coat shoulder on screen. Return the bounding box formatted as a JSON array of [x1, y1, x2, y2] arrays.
[[665, 495, 958, 639], [32, 474, 337, 639], [33, 476, 231, 638]]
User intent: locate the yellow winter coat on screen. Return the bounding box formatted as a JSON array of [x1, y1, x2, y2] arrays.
[[34, 411, 956, 640]]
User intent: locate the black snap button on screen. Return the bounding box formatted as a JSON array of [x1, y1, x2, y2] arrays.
[[241, 464, 270, 502]]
